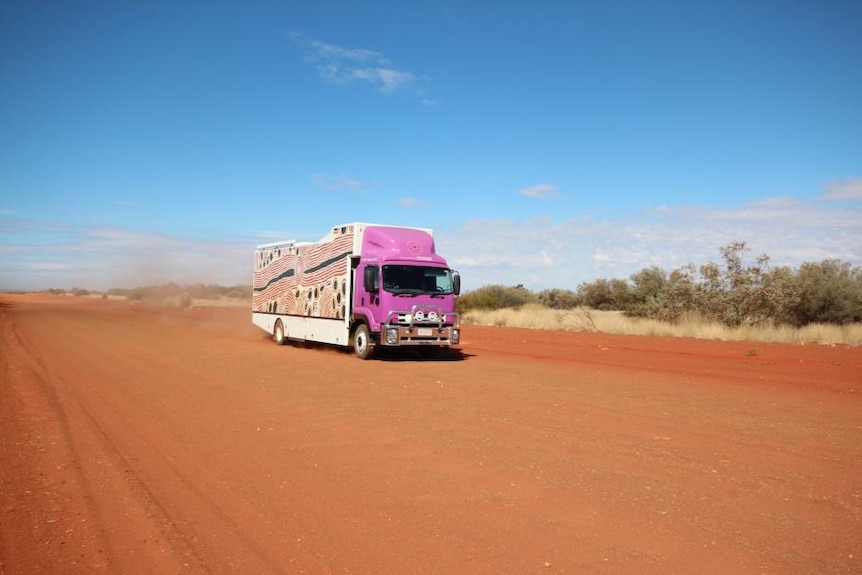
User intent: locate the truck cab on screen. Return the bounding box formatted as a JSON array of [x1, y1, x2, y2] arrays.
[[350, 226, 460, 359]]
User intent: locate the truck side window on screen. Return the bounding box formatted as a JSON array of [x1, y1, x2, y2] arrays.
[[364, 265, 379, 292]]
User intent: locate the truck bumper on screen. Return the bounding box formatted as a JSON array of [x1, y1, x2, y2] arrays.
[[379, 324, 460, 347]]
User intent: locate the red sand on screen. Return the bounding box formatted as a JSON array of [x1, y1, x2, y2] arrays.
[[2, 294, 860, 574]]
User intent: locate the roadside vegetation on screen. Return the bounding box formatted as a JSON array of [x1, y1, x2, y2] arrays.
[[458, 242, 862, 346], [34, 242, 862, 345], [47, 283, 251, 308]]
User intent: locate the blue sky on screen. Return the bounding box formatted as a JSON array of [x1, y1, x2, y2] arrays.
[[2, 0, 861, 291]]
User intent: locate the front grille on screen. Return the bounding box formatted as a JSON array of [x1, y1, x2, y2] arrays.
[[387, 305, 458, 328]]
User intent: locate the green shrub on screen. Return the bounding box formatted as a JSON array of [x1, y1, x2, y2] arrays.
[[576, 278, 632, 310], [459, 244, 862, 327], [536, 288, 581, 309], [457, 284, 535, 311], [792, 259, 862, 325]]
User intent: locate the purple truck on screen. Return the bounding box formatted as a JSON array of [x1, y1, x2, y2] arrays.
[[252, 223, 461, 359]]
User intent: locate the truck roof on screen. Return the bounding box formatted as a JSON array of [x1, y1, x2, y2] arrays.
[[254, 223, 433, 251]]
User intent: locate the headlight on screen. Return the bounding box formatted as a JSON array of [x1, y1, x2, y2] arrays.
[[451, 328, 460, 345], [385, 327, 399, 345]]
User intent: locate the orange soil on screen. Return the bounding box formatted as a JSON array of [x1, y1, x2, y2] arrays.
[[1, 294, 860, 574]]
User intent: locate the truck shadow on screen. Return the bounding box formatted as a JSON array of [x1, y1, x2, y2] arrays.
[[373, 348, 474, 362], [260, 335, 473, 361]]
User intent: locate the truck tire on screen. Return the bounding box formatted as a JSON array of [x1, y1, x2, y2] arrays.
[[274, 319, 286, 346], [353, 324, 374, 359]]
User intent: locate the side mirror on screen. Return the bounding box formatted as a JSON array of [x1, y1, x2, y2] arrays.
[[364, 266, 378, 293], [452, 271, 461, 296]]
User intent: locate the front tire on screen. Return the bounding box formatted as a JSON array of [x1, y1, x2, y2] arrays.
[[274, 319, 286, 346], [353, 324, 374, 359]]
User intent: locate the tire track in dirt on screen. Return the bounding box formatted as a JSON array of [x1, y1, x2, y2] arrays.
[[2, 302, 207, 573], [2, 301, 331, 574], [3, 296, 862, 574], [1, 301, 116, 573]]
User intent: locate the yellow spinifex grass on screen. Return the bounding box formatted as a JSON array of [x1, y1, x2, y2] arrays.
[[462, 303, 862, 346]]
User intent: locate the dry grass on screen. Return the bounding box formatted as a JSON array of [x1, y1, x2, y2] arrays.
[[463, 303, 862, 346]]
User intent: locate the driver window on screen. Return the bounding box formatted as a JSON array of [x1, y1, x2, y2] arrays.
[[383, 267, 402, 290]]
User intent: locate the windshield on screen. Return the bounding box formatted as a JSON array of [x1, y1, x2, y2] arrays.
[[382, 265, 455, 295]]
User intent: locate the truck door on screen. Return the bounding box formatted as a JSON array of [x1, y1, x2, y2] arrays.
[[354, 263, 380, 326]]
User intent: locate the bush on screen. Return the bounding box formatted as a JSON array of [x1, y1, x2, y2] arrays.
[[693, 242, 773, 326], [457, 284, 535, 311], [631, 266, 699, 323], [622, 243, 860, 328], [792, 259, 862, 325], [628, 266, 667, 307], [460, 242, 860, 329], [577, 278, 632, 310], [536, 288, 581, 309]]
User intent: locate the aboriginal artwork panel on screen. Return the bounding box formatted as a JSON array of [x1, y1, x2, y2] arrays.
[[253, 226, 354, 319]]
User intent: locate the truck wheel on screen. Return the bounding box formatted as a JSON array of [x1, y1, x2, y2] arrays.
[[353, 324, 374, 359], [274, 319, 286, 346]]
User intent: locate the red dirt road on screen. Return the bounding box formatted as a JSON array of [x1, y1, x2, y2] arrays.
[[1, 295, 861, 574]]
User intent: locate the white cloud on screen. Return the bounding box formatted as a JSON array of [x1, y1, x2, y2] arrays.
[[518, 183, 559, 199], [257, 230, 292, 240], [399, 197, 430, 208], [821, 177, 862, 201], [292, 33, 416, 95], [436, 197, 862, 291], [311, 173, 362, 191], [376, 68, 414, 93], [307, 40, 384, 64], [746, 196, 800, 208]]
